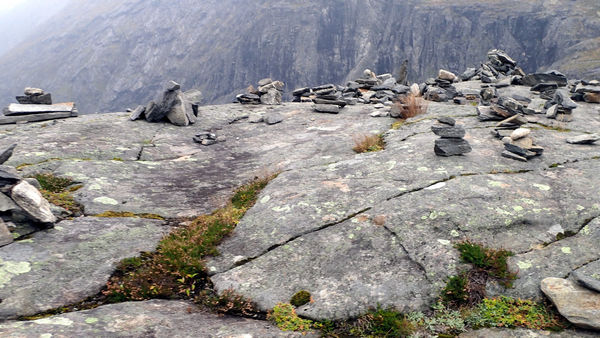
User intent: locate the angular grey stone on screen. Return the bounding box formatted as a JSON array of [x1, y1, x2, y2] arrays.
[[477, 106, 503, 121], [313, 98, 347, 106], [129, 105, 145, 121], [165, 80, 180, 92], [257, 78, 273, 86], [546, 104, 559, 119], [461, 67, 477, 81], [260, 88, 282, 105], [566, 134, 600, 145], [166, 92, 190, 126], [431, 124, 465, 138], [0, 217, 169, 319], [541, 278, 600, 330], [265, 113, 284, 125], [0, 144, 16, 165], [572, 271, 600, 294], [16, 93, 52, 105], [437, 117, 455, 126], [314, 104, 340, 114], [0, 170, 21, 188], [0, 192, 17, 212], [504, 143, 536, 159], [259, 81, 284, 94], [293, 87, 310, 96], [555, 89, 578, 110], [498, 96, 523, 114], [183, 89, 203, 106], [522, 71, 568, 87], [10, 181, 56, 224], [0, 219, 12, 247], [434, 138, 472, 156], [501, 150, 528, 162], [488, 49, 517, 67], [248, 113, 264, 123], [144, 100, 165, 122]]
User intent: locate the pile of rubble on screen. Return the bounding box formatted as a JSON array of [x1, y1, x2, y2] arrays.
[[0, 145, 58, 247], [1, 87, 78, 125], [292, 69, 411, 114], [460, 49, 525, 84], [236, 78, 284, 105], [130, 81, 203, 127]]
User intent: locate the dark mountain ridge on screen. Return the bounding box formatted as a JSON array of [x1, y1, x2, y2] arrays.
[[0, 0, 599, 113]]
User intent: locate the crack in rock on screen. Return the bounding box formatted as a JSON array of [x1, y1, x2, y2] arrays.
[[382, 224, 433, 283]]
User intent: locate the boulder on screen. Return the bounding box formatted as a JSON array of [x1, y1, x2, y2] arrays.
[[434, 138, 472, 156], [541, 277, 600, 330], [144, 101, 163, 122], [10, 181, 57, 224], [438, 69, 457, 81], [522, 71, 568, 87], [166, 92, 191, 126], [260, 88, 282, 105]]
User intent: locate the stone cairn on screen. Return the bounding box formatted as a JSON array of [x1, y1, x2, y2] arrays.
[[130, 81, 203, 127], [1, 87, 78, 125], [292, 69, 410, 114], [236, 78, 284, 105], [571, 80, 600, 104], [432, 117, 472, 156], [0, 144, 58, 247]]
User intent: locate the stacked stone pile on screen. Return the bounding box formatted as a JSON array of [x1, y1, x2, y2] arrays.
[[431, 117, 472, 156], [292, 69, 410, 112], [236, 78, 284, 105], [1, 87, 78, 125], [460, 49, 525, 84], [544, 89, 578, 121], [570, 80, 600, 104], [0, 144, 58, 247], [498, 127, 544, 162], [130, 81, 202, 127]]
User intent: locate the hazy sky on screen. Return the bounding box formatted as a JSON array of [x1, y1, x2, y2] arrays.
[[0, 0, 27, 12]]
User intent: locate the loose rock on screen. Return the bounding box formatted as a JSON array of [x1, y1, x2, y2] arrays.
[[541, 277, 600, 330]]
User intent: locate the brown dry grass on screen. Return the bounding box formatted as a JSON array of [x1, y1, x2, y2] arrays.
[[393, 93, 428, 119], [353, 134, 385, 153]]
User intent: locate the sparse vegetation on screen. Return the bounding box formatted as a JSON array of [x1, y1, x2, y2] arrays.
[[103, 174, 277, 309], [353, 134, 385, 153], [268, 303, 314, 332], [455, 240, 516, 287], [33, 173, 83, 215], [466, 296, 567, 331], [392, 93, 428, 119]]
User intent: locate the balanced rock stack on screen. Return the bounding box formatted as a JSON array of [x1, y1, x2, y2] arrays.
[[311, 84, 347, 114], [0, 144, 58, 247], [1, 87, 78, 125], [544, 89, 578, 121], [16, 87, 52, 105], [571, 80, 600, 104], [131, 81, 202, 127], [422, 70, 459, 102], [432, 117, 472, 156], [499, 127, 544, 162], [460, 49, 525, 84], [236, 78, 284, 105]]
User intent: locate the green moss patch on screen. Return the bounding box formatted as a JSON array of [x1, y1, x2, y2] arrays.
[[94, 211, 164, 220], [455, 240, 516, 287], [290, 290, 311, 307], [268, 303, 314, 333], [32, 173, 83, 215]]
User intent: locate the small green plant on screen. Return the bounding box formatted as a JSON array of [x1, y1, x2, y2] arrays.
[[268, 303, 314, 332], [441, 274, 469, 307], [408, 302, 466, 336], [34, 173, 74, 193], [290, 290, 311, 307], [353, 134, 385, 153], [466, 296, 567, 331], [195, 289, 257, 316], [455, 240, 516, 287]]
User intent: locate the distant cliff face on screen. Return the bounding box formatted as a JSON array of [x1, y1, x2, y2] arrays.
[[0, 0, 599, 113]]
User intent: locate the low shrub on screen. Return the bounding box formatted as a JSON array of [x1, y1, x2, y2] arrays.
[[455, 240, 516, 287]]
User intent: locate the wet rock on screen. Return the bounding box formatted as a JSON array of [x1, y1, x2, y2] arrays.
[[541, 277, 600, 330], [10, 181, 56, 224], [434, 138, 472, 156]]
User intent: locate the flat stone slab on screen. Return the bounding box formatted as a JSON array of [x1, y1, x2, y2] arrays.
[[0, 300, 313, 337], [0, 217, 168, 319]]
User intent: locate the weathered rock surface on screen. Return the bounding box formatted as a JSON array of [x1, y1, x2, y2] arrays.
[[541, 277, 600, 330], [0, 217, 168, 319], [460, 328, 598, 337], [0, 300, 313, 337]]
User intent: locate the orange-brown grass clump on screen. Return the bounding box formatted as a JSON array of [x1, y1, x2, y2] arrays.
[[393, 93, 428, 119], [103, 174, 277, 314], [353, 134, 385, 153]]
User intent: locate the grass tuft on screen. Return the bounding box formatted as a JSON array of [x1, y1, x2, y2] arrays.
[[393, 93, 428, 119], [353, 134, 385, 153]]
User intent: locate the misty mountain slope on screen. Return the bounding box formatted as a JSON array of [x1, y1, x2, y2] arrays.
[[0, 0, 599, 113], [0, 0, 69, 56]]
